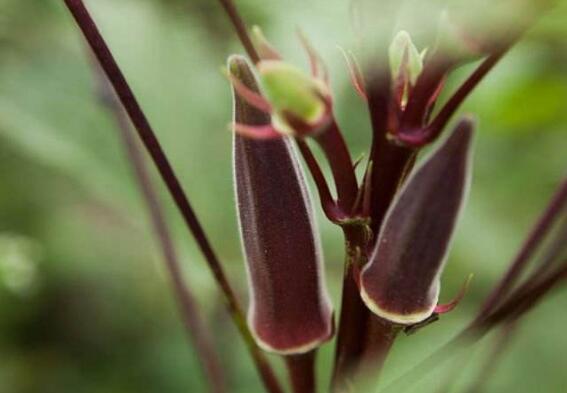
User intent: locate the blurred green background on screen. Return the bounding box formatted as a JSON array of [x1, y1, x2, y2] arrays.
[[0, 0, 566, 392]]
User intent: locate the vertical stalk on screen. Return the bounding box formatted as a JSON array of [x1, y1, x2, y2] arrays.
[[285, 351, 317, 393], [62, 2, 282, 392], [332, 68, 416, 388], [331, 225, 370, 390], [216, 0, 260, 64], [93, 66, 225, 392], [358, 317, 400, 376]]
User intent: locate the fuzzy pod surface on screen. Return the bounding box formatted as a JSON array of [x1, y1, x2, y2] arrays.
[[360, 118, 474, 325], [230, 55, 334, 354]]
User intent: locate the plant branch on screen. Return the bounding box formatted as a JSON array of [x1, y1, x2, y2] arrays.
[[62, 2, 282, 391], [216, 0, 260, 64], [313, 120, 359, 213], [295, 138, 346, 222], [479, 177, 567, 316], [418, 49, 508, 145], [91, 62, 225, 393], [331, 70, 415, 389], [285, 351, 317, 393]]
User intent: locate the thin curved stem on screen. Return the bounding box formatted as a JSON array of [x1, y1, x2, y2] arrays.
[[313, 120, 359, 213], [62, 1, 282, 391], [295, 138, 346, 222]]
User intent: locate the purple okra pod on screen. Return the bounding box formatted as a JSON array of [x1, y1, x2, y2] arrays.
[[230, 55, 334, 354], [360, 118, 474, 325]]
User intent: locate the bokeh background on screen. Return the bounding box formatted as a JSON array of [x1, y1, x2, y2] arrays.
[[1, 0, 566, 392]]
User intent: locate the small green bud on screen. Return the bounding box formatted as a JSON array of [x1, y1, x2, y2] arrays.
[[258, 60, 328, 131], [389, 30, 423, 85]]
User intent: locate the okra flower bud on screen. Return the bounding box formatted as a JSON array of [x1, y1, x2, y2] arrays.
[[389, 30, 424, 87], [258, 60, 330, 136], [230, 55, 334, 354], [360, 118, 474, 325], [227, 29, 333, 139]]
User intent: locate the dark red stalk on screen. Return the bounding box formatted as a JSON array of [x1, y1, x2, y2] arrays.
[[285, 352, 317, 393], [479, 177, 567, 316], [216, 0, 260, 64], [62, 2, 282, 391], [331, 70, 414, 389], [520, 211, 567, 286], [401, 55, 455, 132], [482, 261, 567, 328], [410, 49, 508, 146], [331, 225, 373, 391], [295, 139, 346, 222], [313, 120, 359, 213], [367, 142, 416, 235], [92, 65, 225, 393]]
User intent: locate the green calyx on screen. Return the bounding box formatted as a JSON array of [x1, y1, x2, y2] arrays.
[[258, 60, 327, 132]]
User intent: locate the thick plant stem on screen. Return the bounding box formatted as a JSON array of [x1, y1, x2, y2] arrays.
[[331, 226, 372, 390], [331, 144, 415, 389], [358, 317, 400, 376], [62, 2, 282, 392], [285, 351, 317, 393], [331, 249, 368, 391], [92, 62, 225, 393]]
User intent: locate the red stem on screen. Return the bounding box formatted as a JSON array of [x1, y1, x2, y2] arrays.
[[419, 49, 508, 145], [295, 139, 346, 222], [62, 2, 282, 392], [313, 120, 359, 213], [331, 230, 370, 391], [216, 0, 260, 64], [479, 177, 567, 316], [401, 55, 455, 132], [285, 351, 317, 393], [93, 66, 226, 392], [331, 69, 415, 389]]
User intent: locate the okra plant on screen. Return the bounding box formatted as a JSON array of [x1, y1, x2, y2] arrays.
[[59, 0, 567, 392]]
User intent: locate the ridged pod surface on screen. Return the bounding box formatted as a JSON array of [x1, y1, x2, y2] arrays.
[[230, 55, 334, 354]]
